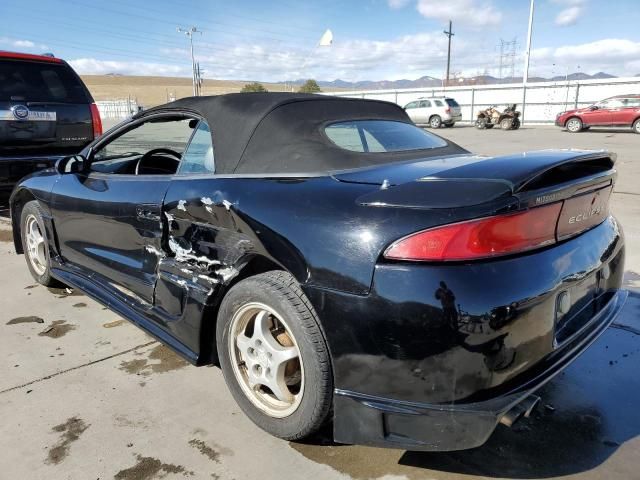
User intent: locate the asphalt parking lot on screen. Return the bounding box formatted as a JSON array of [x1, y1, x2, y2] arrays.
[[1, 124, 639, 480]]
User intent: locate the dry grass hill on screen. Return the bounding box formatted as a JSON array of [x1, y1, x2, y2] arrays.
[[80, 75, 338, 107]]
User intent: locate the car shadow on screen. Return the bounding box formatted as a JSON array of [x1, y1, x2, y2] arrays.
[[296, 291, 640, 479], [0, 196, 10, 220]]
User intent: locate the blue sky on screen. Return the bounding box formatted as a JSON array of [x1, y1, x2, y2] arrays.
[[1, 0, 639, 81]]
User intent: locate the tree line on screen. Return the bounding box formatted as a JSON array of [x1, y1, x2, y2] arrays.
[[240, 79, 321, 93]]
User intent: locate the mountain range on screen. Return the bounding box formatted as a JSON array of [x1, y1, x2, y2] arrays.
[[287, 71, 625, 90]]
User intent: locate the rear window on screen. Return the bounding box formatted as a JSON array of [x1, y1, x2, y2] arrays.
[[0, 59, 88, 103], [445, 98, 459, 107], [325, 120, 447, 153]]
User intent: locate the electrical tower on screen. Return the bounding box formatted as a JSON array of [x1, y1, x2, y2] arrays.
[[443, 20, 454, 87], [498, 38, 517, 82]]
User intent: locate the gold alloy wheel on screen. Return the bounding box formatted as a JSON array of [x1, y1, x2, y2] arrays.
[[228, 302, 304, 418], [25, 214, 47, 276]]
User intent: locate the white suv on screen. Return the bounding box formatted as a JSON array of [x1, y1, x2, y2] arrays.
[[403, 97, 462, 128]]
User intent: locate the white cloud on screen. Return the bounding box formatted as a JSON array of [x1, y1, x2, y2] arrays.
[[416, 0, 503, 27], [68, 58, 187, 77], [531, 38, 640, 77], [388, 0, 411, 8], [552, 0, 586, 26], [0, 37, 48, 51]]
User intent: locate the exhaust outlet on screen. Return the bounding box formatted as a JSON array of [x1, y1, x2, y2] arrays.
[[499, 395, 541, 428]]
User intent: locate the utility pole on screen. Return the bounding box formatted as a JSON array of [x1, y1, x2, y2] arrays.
[[521, 0, 535, 123], [443, 20, 454, 87], [177, 26, 202, 96]]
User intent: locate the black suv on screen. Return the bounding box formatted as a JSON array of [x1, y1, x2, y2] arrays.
[[0, 51, 101, 195]]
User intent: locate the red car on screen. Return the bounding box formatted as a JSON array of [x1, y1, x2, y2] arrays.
[[556, 94, 640, 133]]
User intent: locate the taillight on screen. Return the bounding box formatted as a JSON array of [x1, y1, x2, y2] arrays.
[[384, 203, 563, 262], [90, 103, 103, 139], [445, 107, 451, 113]]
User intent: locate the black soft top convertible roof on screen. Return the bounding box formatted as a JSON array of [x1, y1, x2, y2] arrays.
[[139, 93, 466, 175]]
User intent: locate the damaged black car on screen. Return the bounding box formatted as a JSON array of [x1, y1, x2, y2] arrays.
[[10, 93, 626, 451]]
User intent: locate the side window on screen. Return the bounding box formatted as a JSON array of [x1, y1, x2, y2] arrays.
[[419, 100, 432, 108], [599, 98, 623, 109], [623, 98, 640, 107], [434, 99, 444, 107], [404, 101, 418, 109], [91, 118, 193, 175], [177, 121, 215, 174]]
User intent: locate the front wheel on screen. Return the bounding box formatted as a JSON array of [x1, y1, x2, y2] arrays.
[[566, 117, 583, 133], [475, 118, 487, 129], [429, 115, 442, 128], [20, 201, 61, 286], [216, 271, 333, 440]]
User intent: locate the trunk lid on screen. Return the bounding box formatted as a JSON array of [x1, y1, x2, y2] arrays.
[[0, 58, 93, 156]]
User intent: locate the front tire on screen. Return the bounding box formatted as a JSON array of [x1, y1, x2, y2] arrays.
[[429, 115, 442, 128], [566, 117, 583, 133], [216, 271, 332, 440], [20, 201, 60, 287]]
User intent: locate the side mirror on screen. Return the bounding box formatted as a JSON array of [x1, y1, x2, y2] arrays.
[[590, 105, 599, 111], [56, 155, 87, 174]]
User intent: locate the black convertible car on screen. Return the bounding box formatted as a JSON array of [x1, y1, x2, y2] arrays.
[[10, 93, 626, 451]]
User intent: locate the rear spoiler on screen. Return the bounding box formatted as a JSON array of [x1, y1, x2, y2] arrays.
[[354, 150, 616, 210]]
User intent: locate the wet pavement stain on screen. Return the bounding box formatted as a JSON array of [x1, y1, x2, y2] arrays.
[[46, 286, 84, 298], [6, 316, 44, 325], [103, 319, 126, 328], [0, 229, 13, 243], [72, 302, 87, 308], [45, 417, 89, 465], [118, 344, 188, 376], [114, 454, 193, 480], [188, 439, 232, 463], [38, 320, 76, 338]]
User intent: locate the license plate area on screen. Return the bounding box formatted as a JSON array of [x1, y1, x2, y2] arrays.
[[556, 186, 612, 240], [554, 273, 599, 346]]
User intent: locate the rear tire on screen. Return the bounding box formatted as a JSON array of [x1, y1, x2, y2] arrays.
[[216, 271, 333, 441], [429, 115, 442, 128], [20, 201, 61, 287], [633, 119, 640, 134], [500, 118, 513, 130], [566, 117, 583, 133]]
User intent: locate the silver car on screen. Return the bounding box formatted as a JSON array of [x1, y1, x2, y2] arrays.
[[404, 97, 462, 128]]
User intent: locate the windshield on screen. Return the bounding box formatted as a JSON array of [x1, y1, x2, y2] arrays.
[[325, 120, 447, 153]]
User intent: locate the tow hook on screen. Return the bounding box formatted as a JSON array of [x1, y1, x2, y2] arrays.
[[499, 395, 541, 428]]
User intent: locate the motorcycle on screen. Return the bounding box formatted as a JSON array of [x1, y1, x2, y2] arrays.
[[475, 104, 521, 130]]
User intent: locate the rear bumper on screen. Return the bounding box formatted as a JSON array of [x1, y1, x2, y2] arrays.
[[332, 289, 626, 451]]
